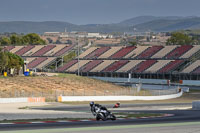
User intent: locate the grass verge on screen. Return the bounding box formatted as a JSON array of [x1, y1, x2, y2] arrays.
[[114, 112, 163, 118]]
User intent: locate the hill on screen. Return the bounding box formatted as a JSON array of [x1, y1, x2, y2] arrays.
[[0, 16, 200, 33], [0, 21, 77, 34], [118, 16, 186, 26], [0, 74, 132, 101], [133, 17, 200, 32]]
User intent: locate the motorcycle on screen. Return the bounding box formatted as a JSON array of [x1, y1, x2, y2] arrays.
[[95, 107, 116, 121]]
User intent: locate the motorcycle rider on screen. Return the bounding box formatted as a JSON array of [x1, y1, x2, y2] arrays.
[[90, 101, 109, 116], [90, 101, 116, 121]]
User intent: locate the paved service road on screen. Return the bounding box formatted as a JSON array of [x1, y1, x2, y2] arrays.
[[1, 121, 200, 133]]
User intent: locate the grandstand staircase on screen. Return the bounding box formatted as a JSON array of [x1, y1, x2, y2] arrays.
[[42, 57, 58, 70]]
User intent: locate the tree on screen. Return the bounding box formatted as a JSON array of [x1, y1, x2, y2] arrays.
[[166, 32, 193, 45], [66, 39, 72, 44], [0, 49, 24, 75], [23, 33, 46, 45], [46, 38, 53, 43], [55, 39, 62, 44], [129, 41, 137, 46], [0, 51, 8, 73], [0, 33, 46, 46], [10, 35, 22, 45], [0, 37, 11, 45]]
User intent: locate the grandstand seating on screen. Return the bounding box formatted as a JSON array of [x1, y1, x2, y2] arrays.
[[37, 57, 56, 69], [85, 47, 110, 59], [15, 45, 35, 56], [110, 46, 136, 59], [145, 60, 172, 73], [136, 46, 163, 59], [79, 47, 99, 58], [4, 46, 15, 51], [165, 45, 193, 59], [53, 44, 75, 57], [10, 46, 24, 53], [3, 45, 74, 57], [57, 60, 78, 72], [3, 44, 200, 75], [66, 60, 91, 72], [27, 57, 48, 68], [81, 60, 103, 72], [192, 66, 200, 74], [158, 60, 184, 73], [151, 46, 177, 59], [98, 47, 121, 58], [182, 60, 200, 73], [117, 60, 143, 72], [130, 60, 157, 73], [131, 46, 150, 58], [32, 45, 56, 56], [180, 45, 200, 58], [102, 60, 129, 72], [23, 45, 45, 56], [44, 45, 66, 56], [24, 57, 36, 65], [90, 60, 116, 72]]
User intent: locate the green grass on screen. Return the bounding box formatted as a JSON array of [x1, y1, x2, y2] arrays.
[[0, 118, 92, 123], [114, 112, 162, 118], [18, 106, 30, 110]]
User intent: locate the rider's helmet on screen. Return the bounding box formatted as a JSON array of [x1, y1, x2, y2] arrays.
[[90, 101, 94, 107]]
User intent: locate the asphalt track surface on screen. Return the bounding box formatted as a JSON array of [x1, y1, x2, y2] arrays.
[[1, 103, 200, 132], [31, 103, 192, 111]]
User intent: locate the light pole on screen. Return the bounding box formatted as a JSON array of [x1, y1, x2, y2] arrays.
[[77, 38, 80, 76]]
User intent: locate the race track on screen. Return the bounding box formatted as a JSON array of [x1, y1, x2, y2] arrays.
[[1, 103, 200, 132]]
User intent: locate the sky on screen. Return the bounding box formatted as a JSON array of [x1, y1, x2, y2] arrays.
[[0, 0, 199, 24]]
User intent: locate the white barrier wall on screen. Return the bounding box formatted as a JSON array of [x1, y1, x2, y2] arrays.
[[58, 91, 183, 102], [0, 97, 45, 103], [192, 101, 200, 110]]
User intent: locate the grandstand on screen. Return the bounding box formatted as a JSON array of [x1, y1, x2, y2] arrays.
[[58, 45, 200, 80], [3, 44, 75, 70], [3, 44, 200, 80]]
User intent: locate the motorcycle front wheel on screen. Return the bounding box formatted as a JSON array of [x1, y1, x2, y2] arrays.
[[97, 113, 107, 121], [110, 114, 116, 121]]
